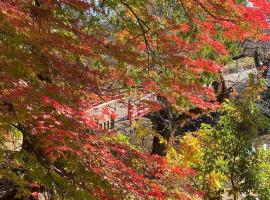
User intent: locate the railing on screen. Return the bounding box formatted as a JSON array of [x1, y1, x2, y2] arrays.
[[127, 93, 155, 125], [99, 118, 115, 130], [87, 93, 156, 129]]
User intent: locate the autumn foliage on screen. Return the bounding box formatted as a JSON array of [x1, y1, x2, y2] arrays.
[[0, 0, 269, 199]]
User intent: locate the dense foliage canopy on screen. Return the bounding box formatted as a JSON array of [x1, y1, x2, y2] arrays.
[[0, 0, 270, 199]]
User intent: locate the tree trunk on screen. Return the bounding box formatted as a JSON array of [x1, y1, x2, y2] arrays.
[[150, 74, 229, 157], [149, 96, 173, 156], [151, 119, 171, 156]]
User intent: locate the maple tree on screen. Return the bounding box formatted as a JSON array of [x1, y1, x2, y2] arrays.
[[0, 0, 269, 199]]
